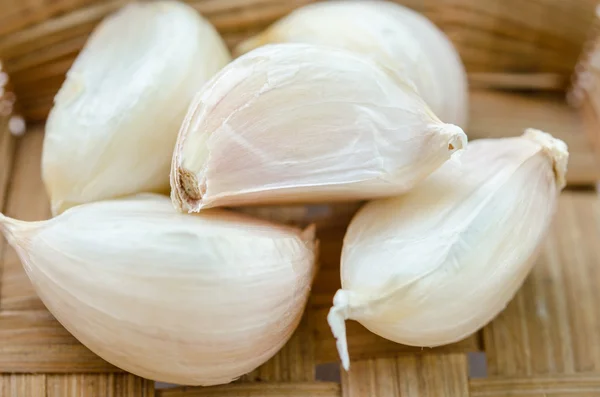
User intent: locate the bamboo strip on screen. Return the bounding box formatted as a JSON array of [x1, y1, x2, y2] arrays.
[[10, 56, 74, 87], [470, 374, 600, 396], [158, 382, 341, 397], [341, 353, 469, 397], [0, 1, 122, 61], [468, 73, 568, 91], [0, 0, 98, 37], [46, 374, 154, 397], [5, 36, 86, 73], [580, 93, 600, 154], [0, 374, 46, 397], [0, 104, 16, 212], [0, 108, 16, 311], [444, 27, 578, 73]]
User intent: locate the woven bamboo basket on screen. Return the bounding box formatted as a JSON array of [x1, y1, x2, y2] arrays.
[[2, 0, 600, 396]]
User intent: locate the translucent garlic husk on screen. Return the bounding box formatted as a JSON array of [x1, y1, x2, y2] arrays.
[[42, 1, 231, 216], [0, 194, 316, 385], [328, 129, 569, 370], [171, 43, 467, 213], [235, 0, 468, 127]]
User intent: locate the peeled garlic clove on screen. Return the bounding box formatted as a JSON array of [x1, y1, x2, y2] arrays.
[[0, 194, 316, 385], [42, 1, 231, 216], [235, 0, 468, 127], [171, 43, 467, 213], [328, 129, 568, 370]]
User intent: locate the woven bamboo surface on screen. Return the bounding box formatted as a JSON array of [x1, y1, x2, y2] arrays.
[[0, 88, 599, 396], [0, 0, 598, 121]]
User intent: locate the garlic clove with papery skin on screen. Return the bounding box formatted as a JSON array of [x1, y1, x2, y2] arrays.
[[328, 129, 568, 370], [235, 0, 469, 128], [0, 194, 316, 386], [171, 43, 467, 213], [42, 1, 231, 216]]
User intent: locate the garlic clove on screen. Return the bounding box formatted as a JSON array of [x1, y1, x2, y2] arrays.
[[171, 43, 467, 213], [42, 1, 231, 216], [0, 194, 316, 385], [328, 129, 568, 370], [234, 0, 469, 127]]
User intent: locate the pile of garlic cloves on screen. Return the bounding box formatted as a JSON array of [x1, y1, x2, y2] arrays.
[[0, 0, 569, 386]]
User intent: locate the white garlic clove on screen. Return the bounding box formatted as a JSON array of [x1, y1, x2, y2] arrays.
[[171, 43, 467, 213], [42, 1, 231, 216], [235, 0, 469, 127], [328, 129, 568, 370], [0, 194, 316, 385]]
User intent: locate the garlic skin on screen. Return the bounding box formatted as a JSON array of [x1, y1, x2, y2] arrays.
[[328, 129, 568, 370], [42, 1, 231, 216], [0, 194, 316, 385], [171, 43, 467, 213], [235, 0, 468, 127]]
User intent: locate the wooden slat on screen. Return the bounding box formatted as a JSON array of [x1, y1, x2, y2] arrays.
[[0, 1, 122, 60], [0, 126, 50, 311], [0, 310, 119, 372], [312, 307, 480, 365], [579, 92, 600, 156], [46, 374, 154, 397], [0, 117, 16, 211], [0, 0, 98, 37], [0, 116, 17, 311], [0, 374, 46, 397], [468, 73, 568, 91], [157, 382, 341, 397], [311, 227, 344, 309], [484, 192, 600, 376], [468, 90, 600, 186], [470, 374, 600, 396], [341, 353, 469, 397]]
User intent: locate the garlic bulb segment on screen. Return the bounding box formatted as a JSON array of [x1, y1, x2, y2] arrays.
[[328, 129, 568, 370], [235, 0, 468, 127], [0, 194, 317, 385], [42, 1, 231, 216], [171, 43, 467, 213]]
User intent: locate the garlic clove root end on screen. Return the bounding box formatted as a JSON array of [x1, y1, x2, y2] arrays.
[[441, 123, 468, 153], [0, 212, 34, 247], [328, 289, 353, 371], [171, 166, 205, 213], [523, 128, 569, 190]]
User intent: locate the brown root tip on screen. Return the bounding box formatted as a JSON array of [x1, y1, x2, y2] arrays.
[[178, 168, 202, 201]]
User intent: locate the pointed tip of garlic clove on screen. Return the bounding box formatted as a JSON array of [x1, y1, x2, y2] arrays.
[[523, 128, 569, 191], [301, 224, 317, 243], [436, 123, 468, 155], [328, 289, 353, 371], [0, 213, 35, 248]]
